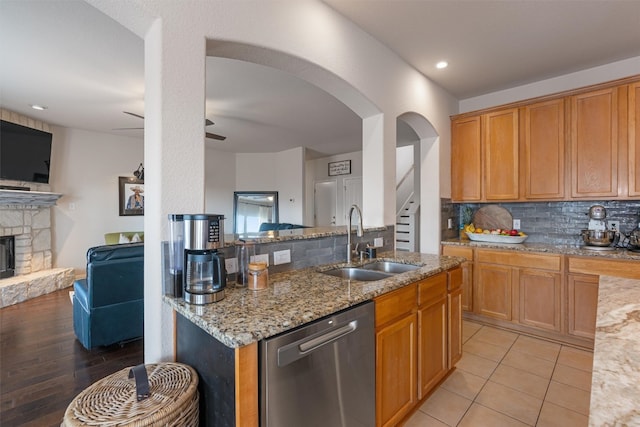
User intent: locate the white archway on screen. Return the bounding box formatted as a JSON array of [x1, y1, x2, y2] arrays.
[[397, 112, 441, 254]]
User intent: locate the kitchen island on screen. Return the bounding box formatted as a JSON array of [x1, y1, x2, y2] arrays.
[[164, 251, 464, 426], [589, 275, 640, 426]]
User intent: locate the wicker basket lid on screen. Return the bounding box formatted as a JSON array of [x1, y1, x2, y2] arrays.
[[62, 363, 199, 427]]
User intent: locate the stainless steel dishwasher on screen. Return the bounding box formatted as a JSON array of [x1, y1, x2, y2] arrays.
[[260, 301, 375, 427]]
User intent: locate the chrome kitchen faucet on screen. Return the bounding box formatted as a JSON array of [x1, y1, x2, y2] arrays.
[[347, 204, 363, 263]]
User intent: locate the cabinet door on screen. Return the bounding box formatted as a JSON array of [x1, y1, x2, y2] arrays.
[[448, 287, 463, 368], [451, 116, 482, 201], [376, 313, 417, 427], [476, 263, 512, 320], [460, 261, 473, 312], [417, 298, 447, 399], [484, 108, 519, 200], [517, 269, 562, 332], [522, 98, 565, 199], [629, 82, 640, 197], [567, 274, 599, 339], [570, 87, 619, 198]]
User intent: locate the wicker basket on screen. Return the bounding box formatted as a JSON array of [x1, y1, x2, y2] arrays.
[[62, 363, 199, 427]]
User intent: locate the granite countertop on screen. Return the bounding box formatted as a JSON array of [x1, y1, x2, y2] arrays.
[[164, 251, 463, 348], [441, 238, 640, 261], [589, 275, 640, 426], [223, 225, 389, 246]]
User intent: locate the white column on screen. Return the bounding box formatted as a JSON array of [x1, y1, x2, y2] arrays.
[[144, 19, 206, 362], [420, 136, 441, 254], [361, 114, 386, 227]]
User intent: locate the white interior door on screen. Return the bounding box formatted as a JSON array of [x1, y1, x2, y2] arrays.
[[343, 177, 363, 223], [314, 180, 337, 226]]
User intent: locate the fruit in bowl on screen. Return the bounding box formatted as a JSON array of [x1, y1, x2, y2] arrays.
[[463, 223, 527, 243]]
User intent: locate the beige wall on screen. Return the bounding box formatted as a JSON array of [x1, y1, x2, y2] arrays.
[[49, 127, 143, 273]]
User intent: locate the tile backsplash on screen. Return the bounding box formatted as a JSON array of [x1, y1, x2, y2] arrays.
[[442, 199, 640, 246]]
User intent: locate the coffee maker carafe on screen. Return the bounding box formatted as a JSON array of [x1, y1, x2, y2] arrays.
[[183, 214, 226, 304]]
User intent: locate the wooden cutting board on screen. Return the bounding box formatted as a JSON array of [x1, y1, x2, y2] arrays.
[[472, 205, 513, 230]]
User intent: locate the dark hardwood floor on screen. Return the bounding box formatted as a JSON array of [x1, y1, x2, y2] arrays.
[[0, 288, 143, 426]]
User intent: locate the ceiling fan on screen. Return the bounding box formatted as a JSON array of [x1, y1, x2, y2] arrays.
[[116, 111, 227, 141]]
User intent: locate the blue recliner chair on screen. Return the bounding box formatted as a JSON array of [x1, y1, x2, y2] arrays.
[[73, 243, 144, 350]]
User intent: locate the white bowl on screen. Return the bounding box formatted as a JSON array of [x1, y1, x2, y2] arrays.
[[465, 231, 528, 244]]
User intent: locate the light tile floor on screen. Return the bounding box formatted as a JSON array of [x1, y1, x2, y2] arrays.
[[405, 320, 593, 427]]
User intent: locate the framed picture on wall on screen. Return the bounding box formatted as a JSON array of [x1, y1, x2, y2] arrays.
[[119, 177, 144, 216], [328, 160, 351, 176]]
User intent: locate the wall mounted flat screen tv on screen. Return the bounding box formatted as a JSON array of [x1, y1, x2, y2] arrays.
[[0, 120, 53, 184]]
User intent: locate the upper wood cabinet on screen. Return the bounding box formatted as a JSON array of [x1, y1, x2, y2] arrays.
[[451, 108, 519, 202], [629, 82, 640, 197], [484, 108, 520, 200], [521, 98, 566, 199], [570, 87, 620, 198], [451, 75, 640, 202], [451, 116, 482, 201]]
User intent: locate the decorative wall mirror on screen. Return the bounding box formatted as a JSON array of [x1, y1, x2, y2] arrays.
[[233, 191, 279, 234]]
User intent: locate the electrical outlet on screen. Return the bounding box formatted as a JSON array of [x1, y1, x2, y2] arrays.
[[513, 219, 521, 230], [374, 237, 383, 247], [225, 257, 238, 274], [609, 221, 619, 230], [273, 249, 291, 265], [447, 218, 453, 230], [251, 253, 269, 266]]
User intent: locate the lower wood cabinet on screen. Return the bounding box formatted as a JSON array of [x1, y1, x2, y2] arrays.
[[566, 273, 599, 339], [441, 246, 473, 311], [374, 270, 460, 427], [474, 249, 562, 331], [517, 268, 562, 332], [375, 283, 417, 427], [417, 274, 447, 399], [376, 312, 417, 427], [442, 245, 640, 349], [476, 263, 513, 320], [447, 268, 463, 367]]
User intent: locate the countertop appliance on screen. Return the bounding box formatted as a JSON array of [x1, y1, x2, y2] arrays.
[[260, 301, 375, 427], [581, 205, 618, 251], [628, 212, 640, 253], [182, 214, 226, 304]]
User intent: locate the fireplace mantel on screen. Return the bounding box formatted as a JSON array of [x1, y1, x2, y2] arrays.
[[0, 189, 62, 206]]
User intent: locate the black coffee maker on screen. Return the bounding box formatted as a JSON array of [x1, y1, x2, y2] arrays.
[[182, 214, 226, 304]]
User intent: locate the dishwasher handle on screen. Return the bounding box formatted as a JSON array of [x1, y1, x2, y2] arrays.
[[277, 320, 358, 367]]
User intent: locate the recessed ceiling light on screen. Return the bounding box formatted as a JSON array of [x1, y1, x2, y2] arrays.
[[30, 104, 47, 111], [436, 61, 448, 69]]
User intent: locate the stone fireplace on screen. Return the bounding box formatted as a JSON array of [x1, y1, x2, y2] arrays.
[[0, 202, 54, 275], [0, 187, 74, 307]]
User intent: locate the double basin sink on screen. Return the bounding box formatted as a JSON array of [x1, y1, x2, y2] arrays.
[[320, 261, 420, 281]]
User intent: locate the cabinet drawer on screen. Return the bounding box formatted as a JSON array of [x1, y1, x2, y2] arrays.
[[375, 283, 417, 327], [477, 249, 561, 271], [442, 245, 474, 261], [417, 274, 447, 307], [568, 256, 640, 279], [448, 267, 463, 291]]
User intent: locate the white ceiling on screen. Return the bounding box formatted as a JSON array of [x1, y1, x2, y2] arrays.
[[1, 0, 639, 157], [325, 0, 640, 99]]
